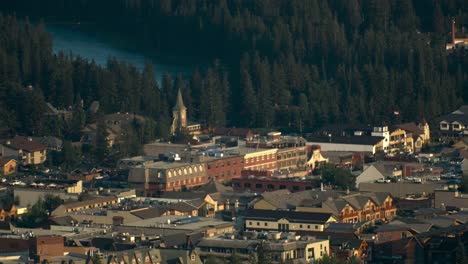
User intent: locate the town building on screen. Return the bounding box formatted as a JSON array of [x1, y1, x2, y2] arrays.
[[320, 192, 397, 223], [81, 112, 147, 147], [128, 161, 207, 196], [397, 121, 430, 152], [276, 147, 308, 171], [434, 189, 468, 210], [197, 233, 330, 263], [205, 154, 244, 182], [0, 204, 17, 221], [435, 105, 468, 138], [388, 127, 414, 153], [306, 145, 329, 169], [52, 196, 119, 217], [243, 209, 337, 233], [306, 135, 385, 154], [238, 147, 278, 171], [212, 127, 254, 140], [0, 158, 17, 175], [13, 180, 83, 208], [29, 235, 65, 263], [446, 20, 468, 50], [232, 175, 316, 193], [107, 248, 203, 264], [67, 168, 101, 182], [0, 136, 47, 165], [245, 132, 306, 148]]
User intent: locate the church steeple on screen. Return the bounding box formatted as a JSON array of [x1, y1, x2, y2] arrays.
[[171, 88, 187, 134], [173, 88, 186, 111]]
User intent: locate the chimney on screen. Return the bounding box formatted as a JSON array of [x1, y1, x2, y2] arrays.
[[452, 20, 456, 44]]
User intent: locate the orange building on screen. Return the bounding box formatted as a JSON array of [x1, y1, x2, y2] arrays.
[[0, 204, 17, 221], [0, 158, 17, 175]]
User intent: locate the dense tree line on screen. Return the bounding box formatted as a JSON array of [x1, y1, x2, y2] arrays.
[[0, 0, 467, 133]]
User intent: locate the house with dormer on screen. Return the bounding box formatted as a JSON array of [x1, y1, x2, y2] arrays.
[[435, 105, 468, 138], [320, 192, 396, 223]]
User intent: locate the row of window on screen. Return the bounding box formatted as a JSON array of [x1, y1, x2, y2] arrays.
[[245, 154, 275, 164], [167, 177, 204, 187], [207, 159, 243, 170], [213, 170, 237, 179], [440, 123, 464, 130], [166, 165, 204, 178], [249, 221, 320, 230], [244, 162, 276, 170]]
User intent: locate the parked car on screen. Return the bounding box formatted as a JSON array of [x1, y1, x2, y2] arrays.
[[376, 178, 391, 183], [428, 176, 441, 181]]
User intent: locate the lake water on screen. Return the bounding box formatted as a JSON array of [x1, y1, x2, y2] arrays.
[[46, 23, 197, 81]]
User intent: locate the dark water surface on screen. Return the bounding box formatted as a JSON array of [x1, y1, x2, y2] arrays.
[[46, 23, 200, 81]]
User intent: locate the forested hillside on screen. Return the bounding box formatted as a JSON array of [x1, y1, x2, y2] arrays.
[[1, 0, 467, 135]]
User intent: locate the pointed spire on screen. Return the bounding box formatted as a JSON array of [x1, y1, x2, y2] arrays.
[[173, 88, 186, 111]]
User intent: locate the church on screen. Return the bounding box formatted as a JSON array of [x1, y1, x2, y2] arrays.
[[171, 89, 202, 135]]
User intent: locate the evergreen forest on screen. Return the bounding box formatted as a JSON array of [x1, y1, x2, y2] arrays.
[[0, 0, 467, 137]]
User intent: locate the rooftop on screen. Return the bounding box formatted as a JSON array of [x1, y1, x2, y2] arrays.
[[0, 135, 46, 152], [125, 215, 234, 230], [306, 135, 385, 146], [243, 209, 334, 224]]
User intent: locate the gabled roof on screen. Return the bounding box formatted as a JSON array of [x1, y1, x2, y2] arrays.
[[322, 192, 391, 214], [397, 123, 425, 136], [0, 158, 16, 166], [167, 201, 198, 212], [257, 189, 343, 210], [243, 209, 334, 224], [212, 127, 253, 138], [1, 135, 46, 152]]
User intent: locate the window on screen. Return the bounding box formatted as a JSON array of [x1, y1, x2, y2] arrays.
[[264, 222, 267, 226], [207, 165, 211, 169], [255, 183, 263, 189], [305, 186, 312, 190], [249, 221, 252, 225], [307, 225, 310, 229], [292, 186, 300, 191], [299, 224, 303, 228], [244, 183, 251, 188], [257, 222, 260, 226], [227, 161, 231, 166], [267, 184, 274, 190], [279, 185, 286, 189], [315, 225, 319, 230]]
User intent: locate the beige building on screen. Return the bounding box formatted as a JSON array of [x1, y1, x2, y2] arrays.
[[128, 161, 207, 196], [240, 147, 278, 171], [0, 136, 47, 165], [244, 209, 336, 233], [52, 196, 118, 217], [197, 233, 329, 263], [276, 147, 308, 170]]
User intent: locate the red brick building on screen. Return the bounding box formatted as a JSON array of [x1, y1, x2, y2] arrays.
[[206, 155, 245, 182], [232, 175, 316, 192], [29, 235, 65, 262]]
